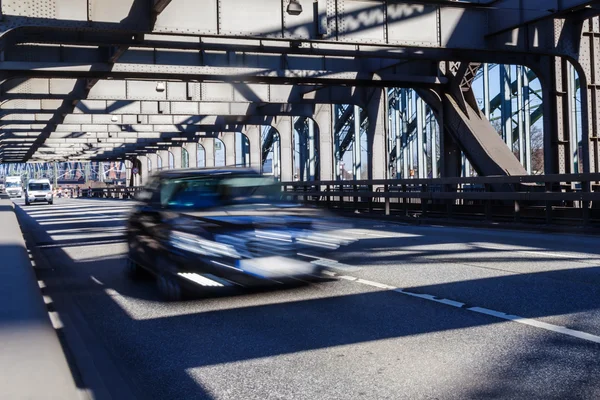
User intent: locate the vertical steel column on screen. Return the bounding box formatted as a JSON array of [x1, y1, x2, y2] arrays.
[[170, 147, 182, 169], [85, 161, 92, 183], [315, 104, 333, 181], [157, 150, 169, 170], [98, 161, 105, 181], [524, 67, 532, 174], [334, 105, 342, 180], [138, 155, 148, 185], [501, 64, 512, 147], [407, 90, 414, 176], [431, 112, 438, 179], [50, 163, 56, 187], [245, 126, 262, 172], [275, 117, 294, 181], [416, 97, 425, 179], [578, 17, 600, 174], [568, 63, 579, 173], [353, 105, 361, 180], [297, 119, 307, 181], [401, 89, 409, 178], [541, 57, 572, 174], [273, 133, 281, 180], [517, 65, 525, 164], [147, 153, 157, 174], [222, 134, 236, 167], [483, 63, 491, 119], [200, 138, 215, 167], [186, 142, 197, 169], [395, 97, 402, 178], [308, 118, 316, 181], [364, 88, 388, 179]]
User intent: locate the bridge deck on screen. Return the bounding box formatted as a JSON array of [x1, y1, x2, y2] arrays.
[[14, 198, 600, 399]]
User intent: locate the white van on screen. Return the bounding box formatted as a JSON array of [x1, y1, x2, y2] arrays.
[[25, 179, 53, 205], [5, 176, 23, 198]]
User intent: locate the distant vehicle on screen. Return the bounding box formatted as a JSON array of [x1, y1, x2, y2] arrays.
[[5, 176, 23, 198], [126, 168, 352, 300], [25, 179, 53, 205]]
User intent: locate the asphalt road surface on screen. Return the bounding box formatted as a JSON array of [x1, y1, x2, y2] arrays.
[[14, 197, 600, 400]]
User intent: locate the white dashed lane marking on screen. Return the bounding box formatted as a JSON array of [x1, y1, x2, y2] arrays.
[[337, 274, 600, 345]]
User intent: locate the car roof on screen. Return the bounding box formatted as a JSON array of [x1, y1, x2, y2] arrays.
[[155, 167, 261, 180]]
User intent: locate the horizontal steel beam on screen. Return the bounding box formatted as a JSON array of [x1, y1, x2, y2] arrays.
[[0, 61, 445, 88], [486, 0, 598, 36], [0, 78, 368, 106], [0, 0, 563, 55]]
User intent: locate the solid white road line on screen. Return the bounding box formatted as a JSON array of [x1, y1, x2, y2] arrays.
[[473, 243, 593, 260], [337, 274, 600, 345]]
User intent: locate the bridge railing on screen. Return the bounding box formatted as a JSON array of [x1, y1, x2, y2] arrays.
[[81, 186, 143, 199], [281, 173, 600, 226], [75, 173, 600, 226]]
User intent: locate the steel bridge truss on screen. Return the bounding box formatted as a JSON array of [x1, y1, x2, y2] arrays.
[[0, 0, 598, 188]]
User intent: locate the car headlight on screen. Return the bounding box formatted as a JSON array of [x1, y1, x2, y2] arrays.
[[169, 231, 241, 258]]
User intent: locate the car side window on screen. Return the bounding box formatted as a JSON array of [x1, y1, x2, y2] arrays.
[[159, 179, 181, 207], [167, 178, 220, 209]]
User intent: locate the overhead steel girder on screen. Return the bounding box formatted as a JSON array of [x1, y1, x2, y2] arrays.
[[0, 103, 318, 123], [0, 0, 593, 57], [486, 0, 599, 36], [0, 63, 444, 88], [0, 78, 375, 105], [7, 113, 294, 161]]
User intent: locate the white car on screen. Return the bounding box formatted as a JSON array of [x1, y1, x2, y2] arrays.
[[25, 179, 53, 205]]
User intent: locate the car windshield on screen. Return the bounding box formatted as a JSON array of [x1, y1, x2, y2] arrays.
[[6, 182, 20, 188], [165, 175, 282, 209], [29, 183, 50, 191]]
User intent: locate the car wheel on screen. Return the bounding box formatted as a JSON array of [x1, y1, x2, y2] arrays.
[[48, 200, 53, 205], [25, 201, 29, 206], [124, 258, 147, 280], [157, 273, 183, 301]]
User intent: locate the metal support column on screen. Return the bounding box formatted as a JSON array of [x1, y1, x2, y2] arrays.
[[501, 64, 513, 148], [541, 56, 572, 174], [401, 90, 409, 178], [186, 142, 197, 169], [170, 147, 182, 169], [138, 155, 148, 185], [314, 104, 333, 181], [201, 138, 215, 167], [431, 113, 438, 179], [524, 67, 532, 174], [353, 105, 362, 180], [222, 134, 236, 167], [395, 99, 402, 178], [158, 150, 170, 170], [366, 89, 388, 179], [245, 125, 262, 172], [275, 117, 294, 182], [308, 118, 316, 181], [272, 132, 281, 180], [517, 65, 525, 164], [483, 63, 491, 120], [416, 97, 425, 179], [568, 63, 579, 173]]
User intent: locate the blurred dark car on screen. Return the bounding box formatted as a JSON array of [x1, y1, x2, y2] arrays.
[[126, 168, 352, 300]]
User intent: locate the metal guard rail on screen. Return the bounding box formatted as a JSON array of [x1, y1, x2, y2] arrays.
[[81, 186, 143, 199], [76, 173, 600, 225], [281, 173, 600, 226]]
